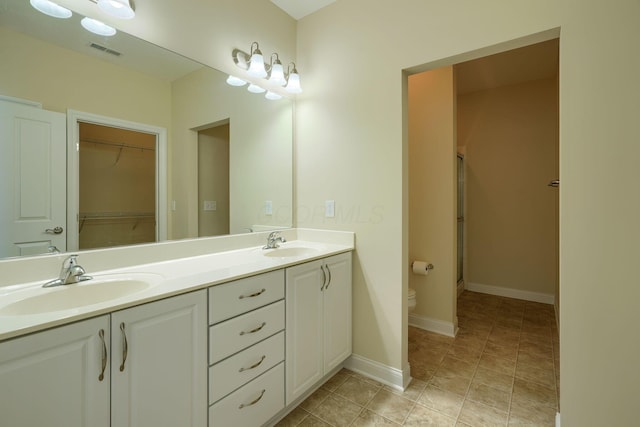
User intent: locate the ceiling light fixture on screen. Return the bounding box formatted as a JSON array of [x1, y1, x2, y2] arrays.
[[81, 17, 117, 36], [30, 0, 72, 19], [227, 42, 302, 100], [97, 0, 135, 20]]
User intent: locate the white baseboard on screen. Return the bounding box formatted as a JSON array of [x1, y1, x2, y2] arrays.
[[556, 412, 561, 427], [344, 354, 410, 390], [409, 313, 457, 337], [466, 282, 555, 305]]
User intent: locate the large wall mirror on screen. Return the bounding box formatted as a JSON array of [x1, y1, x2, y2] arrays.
[[0, 0, 293, 260]]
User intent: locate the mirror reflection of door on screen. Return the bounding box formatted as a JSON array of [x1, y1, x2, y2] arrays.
[[78, 122, 157, 249], [197, 123, 230, 237], [0, 99, 67, 257]]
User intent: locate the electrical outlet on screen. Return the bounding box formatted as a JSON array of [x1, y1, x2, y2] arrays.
[[204, 200, 216, 211], [265, 200, 273, 215], [325, 200, 335, 218], [171, 200, 176, 211]]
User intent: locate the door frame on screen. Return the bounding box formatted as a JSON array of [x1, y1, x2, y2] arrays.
[[66, 110, 167, 251]]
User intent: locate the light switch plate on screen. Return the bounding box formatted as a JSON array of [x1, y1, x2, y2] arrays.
[[204, 200, 216, 211], [265, 200, 273, 215], [171, 200, 176, 211], [325, 200, 335, 218]]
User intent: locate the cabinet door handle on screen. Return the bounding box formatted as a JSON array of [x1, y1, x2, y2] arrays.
[[119, 322, 128, 372], [239, 288, 266, 299], [239, 355, 266, 372], [239, 322, 266, 336], [98, 329, 107, 382], [321, 265, 327, 291], [325, 265, 332, 290], [238, 389, 266, 409]]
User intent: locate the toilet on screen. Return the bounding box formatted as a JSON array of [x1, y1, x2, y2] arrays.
[[408, 288, 416, 313]]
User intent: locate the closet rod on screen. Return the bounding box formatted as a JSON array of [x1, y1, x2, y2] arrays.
[[80, 137, 155, 152]]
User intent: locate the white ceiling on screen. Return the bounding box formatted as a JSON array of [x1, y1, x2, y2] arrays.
[[456, 39, 559, 95], [270, 0, 337, 20]]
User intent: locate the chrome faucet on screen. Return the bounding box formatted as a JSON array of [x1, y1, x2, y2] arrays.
[[43, 254, 93, 288], [263, 231, 286, 249]]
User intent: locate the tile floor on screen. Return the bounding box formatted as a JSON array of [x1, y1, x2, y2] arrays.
[[276, 291, 560, 426]]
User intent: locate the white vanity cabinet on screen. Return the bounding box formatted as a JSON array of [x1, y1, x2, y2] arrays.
[[207, 269, 286, 427], [285, 252, 352, 404], [0, 290, 207, 427], [111, 290, 207, 427], [0, 315, 111, 427]]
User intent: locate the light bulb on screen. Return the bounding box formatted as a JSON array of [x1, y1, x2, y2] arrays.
[[247, 84, 266, 94], [268, 62, 286, 86], [285, 72, 302, 94], [81, 17, 117, 36], [265, 91, 282, 100], [247, 52, 267, 78], [226, 75, 247, 86], [97, 0, 135, 19], [30, 0, 72, 18]]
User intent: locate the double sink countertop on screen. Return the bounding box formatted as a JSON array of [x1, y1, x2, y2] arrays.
[[0, 229, 354, 341]]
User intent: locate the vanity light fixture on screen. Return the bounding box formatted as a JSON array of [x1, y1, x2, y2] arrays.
[[30, 0, 72, 19], [285, 63, 302, 94], [81, 17, 117, 36], [247, 42, 267, 78], [97, 0, 135, 20], [267, 54, 287, 86]]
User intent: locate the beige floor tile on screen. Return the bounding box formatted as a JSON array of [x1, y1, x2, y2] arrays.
[[275, 407, 310, 427], [321, 371, 351, 391], [477, 352, 516, 375], [437, 355, 477, 378], [365, 390, 414, 424], [310, 394, 363, 427], [447, 343, 483, 363], [409, 362, 436, 382], [508, 398, 556, 426], [517, 351, 554, 371], [483, 341, 518, 362], [334, 376, 381, 406], [429, 371, 473, 397], [416, 384, 464, 418], [350, 410, 400, 426], [472, 366, 514, 393], [349, 371, 385, 388], [452, 333, 487, 351], [466, 382, 511, 412], [515, 360, 556, 389], [458, 399, 508, 427], [300, 388, 330, 412], [512, 378, 557, 410], [404, 404, 456, 426], [518, 341, 554, 359], [520, 332, 553, 350], [298, 415, 332, 427], [383, 378, 427, 402]]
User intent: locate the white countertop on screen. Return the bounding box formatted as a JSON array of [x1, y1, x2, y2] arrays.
[[0, 238, 353, 341]]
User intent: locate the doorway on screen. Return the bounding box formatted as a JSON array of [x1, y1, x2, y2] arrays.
[[67, 110, 167, 251]]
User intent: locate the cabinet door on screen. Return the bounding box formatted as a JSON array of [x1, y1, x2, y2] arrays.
[[111, 290, 207, 427], [285, 259, 324, 405], [0, 316, 110, 427], [323, 253, 353, 373]]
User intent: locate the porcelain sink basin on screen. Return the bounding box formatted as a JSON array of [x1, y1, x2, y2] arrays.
[[0, 273, 162, 316], [263, 246, 320, 258]]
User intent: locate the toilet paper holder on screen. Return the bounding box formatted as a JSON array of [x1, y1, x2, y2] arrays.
[[411, 261, 434, 271]]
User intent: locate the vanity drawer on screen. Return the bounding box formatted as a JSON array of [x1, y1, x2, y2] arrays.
[[209, 362, 284, 427], [209, 270, 284, 325], [209, 331, 284, 404], [209, 300, 284, 364]]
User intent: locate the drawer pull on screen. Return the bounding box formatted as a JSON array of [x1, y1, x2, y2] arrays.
[[238, 389, 266, 409], [98, 329, 107, 382], [239, 288, 266, 299], [239, 355, 266, 372], [119, 322, 128, 372], [240, 322, 266, 336]]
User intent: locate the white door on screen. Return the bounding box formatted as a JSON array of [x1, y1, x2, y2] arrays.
[[111, 290, 207, 427], [285, 259, 324, 405], [323, 253, 353, 373], [0, 100, 66, 257], [0, 316, 110, 427]]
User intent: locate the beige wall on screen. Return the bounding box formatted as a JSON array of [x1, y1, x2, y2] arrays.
[[170, 67, 293, 238], [408, 67, 457, 326], [458, 78, 559, 298], [198, 125, 230, 237], [296, 0, 559, 371], [559, 0, 640, 424], [0, 27, 171, 128]]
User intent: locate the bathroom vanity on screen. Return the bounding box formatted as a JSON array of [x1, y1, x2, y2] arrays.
[[0, 229, 354, 427]]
